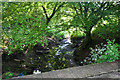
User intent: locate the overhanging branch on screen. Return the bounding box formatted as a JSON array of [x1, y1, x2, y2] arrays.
[[42, 5, 49, 20], [73, 6, 79, 15]]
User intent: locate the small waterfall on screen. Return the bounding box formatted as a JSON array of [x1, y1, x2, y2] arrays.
[[55, 34, 77, 67]]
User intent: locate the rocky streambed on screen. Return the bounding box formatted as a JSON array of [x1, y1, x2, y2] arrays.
[[2, 35, 85, 79]]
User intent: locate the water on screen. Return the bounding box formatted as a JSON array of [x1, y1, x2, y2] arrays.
[[32, 34, 78, 74], [56, 33, 72, 54], [55, 34, 78, 67]]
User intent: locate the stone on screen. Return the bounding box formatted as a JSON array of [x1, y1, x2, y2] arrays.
[[13, 60, 120, 78]]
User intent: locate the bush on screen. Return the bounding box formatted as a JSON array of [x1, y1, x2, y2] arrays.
[[2, 72, 19, 79], [71, 31, 85, 38], [92, 15, 119, 40], [70, 31, 85, 43], [48, 47, 69, 70], [90, 39, 120, 63]]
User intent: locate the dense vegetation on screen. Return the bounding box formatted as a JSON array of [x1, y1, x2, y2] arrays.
[[1, 2, 120, 79]]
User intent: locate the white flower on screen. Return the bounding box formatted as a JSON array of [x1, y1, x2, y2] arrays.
[[89, 54, 91, 56], [90, 48, 92, 50], [109, 50, 112, 53], [88, 58, 91, 60], [98, 51, 100, 54], [104, 44, 107, 46], [111, 46, 113, 49], [95, 49, 97, 51], [95, 58, 97, 61], [106, 46, 109, 49], [105, 53, 108, 55], [81, 61, 83, 63], [96, 45, 98, 47], [92, 58, 94, 60], [84, 59, 86, 62], [85, 57, 89, 59], [91, 55, 94, 57], [101, 43, 103, 45], [89, 61, 92, 63]]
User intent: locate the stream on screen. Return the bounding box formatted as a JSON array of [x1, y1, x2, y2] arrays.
[[33, 34, 78, 74], [55, 35, 77, 67]]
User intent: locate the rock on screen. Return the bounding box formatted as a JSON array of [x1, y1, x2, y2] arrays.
[[64, 54, 73, 59], [64, 54, 78, 67], [36, 50, 50, 55], [71, 36, 85, 44], [33, 36, 59, 56]]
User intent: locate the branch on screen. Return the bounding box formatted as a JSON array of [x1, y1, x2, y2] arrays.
[[56, 2, 65, 11], [88, 3, 111, 31], [78, 2, 83, 15], [103, 2, 114, 11], [73, 6, 79, 15], [90, 16, 102, 30], [48, 2, 64, 23], [88, 2, 108, 19], [49, 3, 58, 20], [83, 3, 89, 18], [42, 5, 49, 20]]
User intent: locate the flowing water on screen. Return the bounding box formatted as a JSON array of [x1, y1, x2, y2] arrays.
[[33, 34, 78, 74], [55, 34, 78, 67]]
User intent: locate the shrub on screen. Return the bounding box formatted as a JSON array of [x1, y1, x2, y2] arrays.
[[71, 31, 85, 38], [70, 31, 85, 43], [90, 39, 120, 63], [92, 15, 119, 40], [2, 72, 18, 79]]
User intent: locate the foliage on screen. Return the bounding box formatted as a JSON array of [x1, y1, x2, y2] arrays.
[[92, 15, 119, 39], [56, 31, 69, 39], [3, 72, 15, 79], [46, 28, 56, 37], [71, 30, 85, 38], [2, 2, 118, 55], [2, 2, 65, 55], [48, 47, 69, 70], [21, 47, 69, 73], [68, 2, 118, 44], [2, 2, 119, 79], [2, 2, 48, 55], [90, 39, 120, 63]]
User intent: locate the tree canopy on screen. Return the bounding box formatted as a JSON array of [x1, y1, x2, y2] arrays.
[[2, 2, 119, 55], [2, 2, 119, 79]]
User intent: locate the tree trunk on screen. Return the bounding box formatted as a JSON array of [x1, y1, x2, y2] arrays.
[[46, 18, 50, 25], [80, 31, 92, 50], [86, 31, 92, 44], [73, 30, 92, 65]]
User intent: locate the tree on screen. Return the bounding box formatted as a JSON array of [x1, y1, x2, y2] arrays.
[[2, 2, 65, 55], [2, 2, 47, 55], [67, 2, 118, 64], [2, 2, 66, 73], [70, 2, 116, 46]]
